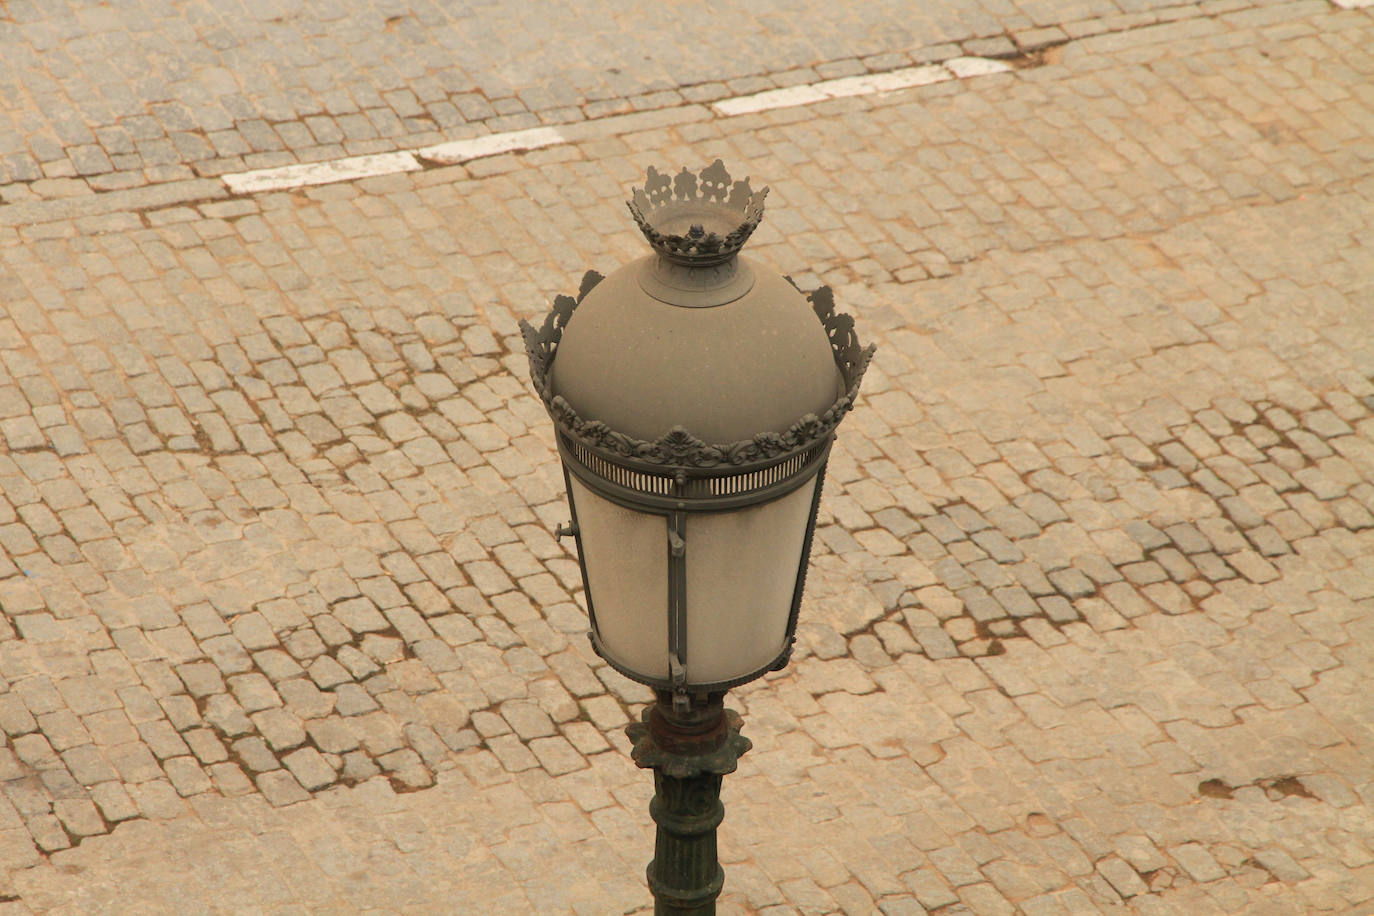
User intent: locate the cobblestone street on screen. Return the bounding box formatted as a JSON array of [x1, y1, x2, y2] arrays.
[[1, 0, 1373, 913]]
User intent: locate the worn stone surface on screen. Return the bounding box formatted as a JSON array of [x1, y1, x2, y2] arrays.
[[1, 1, 1373, 913], [0, 0, 1229, 201]]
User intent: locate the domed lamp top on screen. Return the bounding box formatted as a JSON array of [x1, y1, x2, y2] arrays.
[[521, 160, 874, 470]]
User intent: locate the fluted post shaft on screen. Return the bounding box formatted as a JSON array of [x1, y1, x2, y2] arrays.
[[627, 691, 752, 916]]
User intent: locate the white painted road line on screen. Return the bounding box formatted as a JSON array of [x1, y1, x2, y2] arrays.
[[220, 58, 1012, 195], [713, 65, 955, 117], [223, 151, 422, 195], [711, 58, 1012, 117], [943, 56, 1015, 78], [821, 66, 958, 99], [417, 126, 568, 164]]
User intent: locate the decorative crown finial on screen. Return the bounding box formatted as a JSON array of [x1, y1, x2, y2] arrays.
[[626, 160, 768, 267]]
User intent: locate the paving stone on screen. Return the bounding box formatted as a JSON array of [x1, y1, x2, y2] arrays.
[[281, 747, 336, 792], [377, 748, 433, 788], [306, 656, 352, 691], [254, 770, 309, 807], [226, 674, 282, 714], [1097, 856, 1148, 898], [202, 695, 254, 739], [337, 751, 381, 784], [135, 719, 189, 760], [1035, 597, 1077, 624], [174, 662, 226, 699], [1171, 843, 1226, 882], [1121, 561, 1168, 586], [321, 593, 382, 631], [528, 736, 586, 776], [0, 697, 37, 738], [181, 728, 228, 766], [1047, 568, 1095, 599], [50, 799, 105, 838], [87, 782, 138, 824], [912, 627, 960, 660], [333, 684, 380, 717], [498, 700, 556, 741], [1252, 847, 1309, 882], [162, 756, 213, 797], [250, 708, 307, 753]]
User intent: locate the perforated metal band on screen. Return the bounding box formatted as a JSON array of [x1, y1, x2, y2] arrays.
[[559, 431, 831, 513]]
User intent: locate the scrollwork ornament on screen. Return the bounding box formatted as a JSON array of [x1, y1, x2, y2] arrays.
[[673, 167, 698, 202], [520, 270, 603, 405], [641, 166, 674, 207], [697, 159, 731, 203]]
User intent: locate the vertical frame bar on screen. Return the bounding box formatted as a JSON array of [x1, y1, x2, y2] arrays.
[[561, 463, 600, 637], [781, 458, 828, 660], [666, 511, 688, 689]]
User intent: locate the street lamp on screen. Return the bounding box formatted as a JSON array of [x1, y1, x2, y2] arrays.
[[521, 160, 874, 915]]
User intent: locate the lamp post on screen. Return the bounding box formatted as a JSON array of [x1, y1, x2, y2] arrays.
[[521, 161, 874, 915]]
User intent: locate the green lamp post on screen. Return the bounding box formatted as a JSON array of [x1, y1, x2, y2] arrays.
[[521, 160, 874, 915]]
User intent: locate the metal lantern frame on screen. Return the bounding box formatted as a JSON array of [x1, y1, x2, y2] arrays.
[[520, 269, 875, 698], [520, 161, 877, 916]]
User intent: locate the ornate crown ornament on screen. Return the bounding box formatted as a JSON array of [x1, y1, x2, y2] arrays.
[[520, 270, 875, 470], [626, 159, 768, 267]]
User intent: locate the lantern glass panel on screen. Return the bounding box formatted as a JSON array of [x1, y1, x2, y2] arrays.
[[567, 476, 669, 680], [683, 475, 818, 685]]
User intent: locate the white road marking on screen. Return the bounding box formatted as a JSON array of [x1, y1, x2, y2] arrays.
[[943, 56, 1014, 78], [219, 58, 1013, 195], [712, 65, 955, 116], [223, 151, 422, 194], [417, 127, 568, 164]]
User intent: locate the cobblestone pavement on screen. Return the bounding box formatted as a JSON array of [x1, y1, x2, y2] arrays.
[[1, 0, 1373, 913], [0, 0, 1326, 200]]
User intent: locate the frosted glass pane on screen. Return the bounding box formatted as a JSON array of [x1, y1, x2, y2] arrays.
[[568, 476, 669, 680], [684, 477, 816, 685]]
